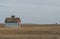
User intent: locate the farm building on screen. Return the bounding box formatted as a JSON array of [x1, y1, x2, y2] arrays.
[[5, 15, 21, 28]]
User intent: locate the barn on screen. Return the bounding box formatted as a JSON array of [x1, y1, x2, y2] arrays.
[[5, 15, 21, 28]]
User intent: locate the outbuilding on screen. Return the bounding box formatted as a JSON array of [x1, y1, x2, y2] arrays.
[[5, 15, 21, 28]]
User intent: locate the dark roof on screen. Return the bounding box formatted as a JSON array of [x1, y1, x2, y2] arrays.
[[5, 18, 21, 23]]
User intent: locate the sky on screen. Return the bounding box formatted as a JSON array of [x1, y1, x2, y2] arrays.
[[0, 0, 60, 24]]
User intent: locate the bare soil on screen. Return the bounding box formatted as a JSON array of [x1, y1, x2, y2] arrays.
[[0, 24, 60, 39]]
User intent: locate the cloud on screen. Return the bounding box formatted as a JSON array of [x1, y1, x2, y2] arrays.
[[0, 0, 60, 24]]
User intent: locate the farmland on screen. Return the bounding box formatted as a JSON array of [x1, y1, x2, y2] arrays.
[[0, 24, 60, 39]]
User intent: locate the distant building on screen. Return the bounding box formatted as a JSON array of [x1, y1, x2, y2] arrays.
[[5, 15, 21, 28]]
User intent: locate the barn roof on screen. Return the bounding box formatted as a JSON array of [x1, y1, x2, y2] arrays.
[[5, 18, 21, 23]]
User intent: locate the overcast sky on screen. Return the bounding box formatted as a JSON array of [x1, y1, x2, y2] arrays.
[[0, 0, 60, 24]]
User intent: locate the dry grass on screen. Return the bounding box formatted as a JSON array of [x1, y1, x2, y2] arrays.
[[0, 24, 60, 39]]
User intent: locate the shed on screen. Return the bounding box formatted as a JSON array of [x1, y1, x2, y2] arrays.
[[5, 15, 21, 28]]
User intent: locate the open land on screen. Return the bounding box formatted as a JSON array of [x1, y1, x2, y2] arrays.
[[0, 24, 60, 39]]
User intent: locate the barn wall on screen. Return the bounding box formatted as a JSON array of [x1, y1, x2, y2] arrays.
[[5, 23, 18, 28]]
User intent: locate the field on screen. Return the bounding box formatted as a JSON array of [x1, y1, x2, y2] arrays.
[[0, 24, 60, 39]]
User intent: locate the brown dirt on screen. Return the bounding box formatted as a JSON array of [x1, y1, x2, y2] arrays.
[[0, 24, 60, 39]]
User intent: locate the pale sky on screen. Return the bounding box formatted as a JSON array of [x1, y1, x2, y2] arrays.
[[0, 0, 60, 24]]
